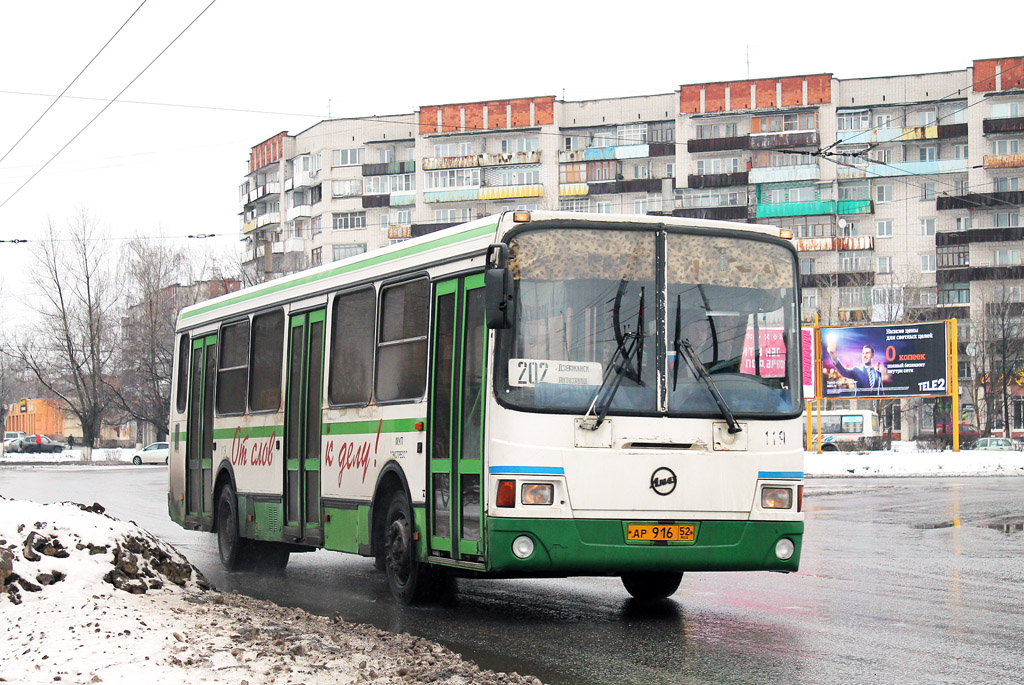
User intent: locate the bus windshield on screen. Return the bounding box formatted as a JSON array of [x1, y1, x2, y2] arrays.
[[495, 226, 801, 418]]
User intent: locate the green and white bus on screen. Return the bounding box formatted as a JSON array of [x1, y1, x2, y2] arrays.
[[168, 210, 805, 603]]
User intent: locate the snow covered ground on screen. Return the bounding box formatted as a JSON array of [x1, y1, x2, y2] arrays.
[[2, 443, 1022, 684]]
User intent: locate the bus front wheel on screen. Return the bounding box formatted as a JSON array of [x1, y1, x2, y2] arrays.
[[217, 483, 251, 571], [383, 489, 444, 604], [621, 571, 683, 600]]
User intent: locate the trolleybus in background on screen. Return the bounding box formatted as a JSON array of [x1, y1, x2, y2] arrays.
[[168, 210, 805, 603], [806, 409, 881, 451]]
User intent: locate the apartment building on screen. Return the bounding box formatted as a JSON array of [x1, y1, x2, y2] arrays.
[[237, 56, 1024, 438]]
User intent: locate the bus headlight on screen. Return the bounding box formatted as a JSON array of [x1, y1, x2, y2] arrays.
[[761, 486, 793, 509], [521, 483, 553, 505], [512, 535, 535, 559], [775, 538, 795, 560]]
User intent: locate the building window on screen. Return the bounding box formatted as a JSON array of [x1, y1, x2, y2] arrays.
[[875, 185, 893, 203], [838, 183, 870, 201], [938, 283, 970, 305], [870, 148, 893, 164], [616, 123, 648, 145], [992, 139, 1021, 155], [333, 212, 366, 230], [954, 144, 969, 159], [955, 216, 972, 231], [876, 220, 893, 237], [840, 251, 871, 272], [332, 179, 363, 198], [379, 148, 392, 163], [634, 198, 648, 215], [650, 121, 675, 143], [837, 110, 870, 130], [694, 122, 737, 139], [696, 157, 740, 175], [752, 112, 816, 133], [994, 249, 1021, 266], [434, 208, 472, 223], [425, 168, 480, 189], [799, 257, 815, 274], [921, 218, 936, 236], [996, 212, 1021, 227], [839, 221, 858, 237], [311, 247, 322, 265], [666, 163, 675, 178], [937, 245, 969, 267], [596, 201, 611, 213], [918, 288, 938, 306], [918, 147, 937, 162], [920, 254, 936, 273], [560, 198, 590, 212], [560, 163, 586, 184], [994, 176, 1021, 192], [877, 256, 893, 274], [839, 286, 871, 308], [587, 160, 619, 182], [333, 243, 366, 261], [633, 164, 650, 179], [918, 110, 937, 126], [563, 136, 583, 151], [331, 148, 364, 167], [921, 183, 937, 200], [992, 102, 1022, 119], [311, 215, 323, 236], [875, 114, 892, 128], [802, 290, 818, 311]]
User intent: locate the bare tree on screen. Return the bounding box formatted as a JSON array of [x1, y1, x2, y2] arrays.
[[11, 212, 119, 447]]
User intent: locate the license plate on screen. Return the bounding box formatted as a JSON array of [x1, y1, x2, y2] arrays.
[[625, 523, 696, 544]]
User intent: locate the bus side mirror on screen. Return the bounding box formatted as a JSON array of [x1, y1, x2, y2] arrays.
[[485, 243, 513, 330]]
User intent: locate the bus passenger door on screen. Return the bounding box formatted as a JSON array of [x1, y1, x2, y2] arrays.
[[283, 309, 326, 545], [429, 274, 486, 562], [186, 334, 217, 529]]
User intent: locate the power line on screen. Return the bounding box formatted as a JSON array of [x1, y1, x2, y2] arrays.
[[0, 0, 219, 214], [0, 1, 148, 168]]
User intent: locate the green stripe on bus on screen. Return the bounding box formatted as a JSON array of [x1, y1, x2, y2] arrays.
[[324, 419, 424, 435], [180, 223, 498, 320], [212, 425, 283, 439]]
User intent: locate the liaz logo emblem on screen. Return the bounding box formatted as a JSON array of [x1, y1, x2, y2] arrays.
[[650, 467, 677, 496]]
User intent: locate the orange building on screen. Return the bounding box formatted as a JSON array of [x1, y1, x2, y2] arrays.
[[5, 398, 65, 438]]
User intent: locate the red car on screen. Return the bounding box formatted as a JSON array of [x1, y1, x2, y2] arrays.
[[934, 420, 981, 445]]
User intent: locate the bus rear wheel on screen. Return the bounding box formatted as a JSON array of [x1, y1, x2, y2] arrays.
[[621, 571, 683, 600], [383, 490, 443, 604]]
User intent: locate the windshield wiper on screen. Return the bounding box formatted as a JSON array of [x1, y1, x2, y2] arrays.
[[672, 294, 742, 434], [581, 280, 644, 431]]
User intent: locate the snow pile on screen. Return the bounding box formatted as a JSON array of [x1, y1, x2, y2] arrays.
[[0, 497, 543, 684], [805, 442, 1024, 476], [0, 448, 142, 464]]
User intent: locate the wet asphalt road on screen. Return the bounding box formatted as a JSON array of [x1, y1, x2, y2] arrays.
[[2, 466, 1022, 684]]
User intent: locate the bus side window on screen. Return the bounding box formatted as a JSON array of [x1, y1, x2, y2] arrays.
[[329, 288, 376, 406], [175, 333, 190, 414], [376, 278, 429, 403], [217, 320, 250, 415], [249, 310, 284, 412]]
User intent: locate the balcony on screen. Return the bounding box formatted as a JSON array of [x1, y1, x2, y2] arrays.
[[587, 178, 663, 195], [390, 192, 416, 207], [687, 171, 748, 189], [252, 182, 281, 201], [558, 144, 650, 163], [479, 151, 541, 167], [255, 212, 281, 228], [668, 206, 749, 221], [421, 155, 480, 170], [748, 165, 820, 184], [937, 190, 1024, 210], [291, 169, 316, 188], [411, 222, 459, 237], [748, 131, 819, 150], [242, 219, 257, 235], [801, 272, 876, 289], [478, 184, 543, 201], [687, 136, 749, 153], [839, 159, 968, 179], [362, 161, 416, 176], [286, 204, 312, 221], [983, 153, 1024, 169], [423, 188, 479, 203], [795, 236, 874, 252], [756, 199, 872, 219], [388, 225, 412, 240], [362, 194, 390, 209], [835, 127, 906, 146], [983, 116, 1024, 134], [937, 226, 1024, 246], [559, 183, 589, 197]]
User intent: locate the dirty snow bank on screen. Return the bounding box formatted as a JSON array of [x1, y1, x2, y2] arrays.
[[0, 497, 542, 684], [805, 441, 1024, 476]]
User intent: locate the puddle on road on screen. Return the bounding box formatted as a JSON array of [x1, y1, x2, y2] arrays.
[[914, 520, 1024, 533]]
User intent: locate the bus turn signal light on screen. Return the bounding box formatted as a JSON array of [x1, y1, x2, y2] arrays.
[[779, 228, 794, 239], [513, 211, 531, 223], [497, 479, 516, 507]]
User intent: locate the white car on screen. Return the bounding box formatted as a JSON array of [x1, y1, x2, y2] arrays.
[[132, 442, 169, 465]]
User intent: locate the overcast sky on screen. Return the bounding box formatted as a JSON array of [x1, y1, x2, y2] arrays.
[[0, 0, 1020, 317]]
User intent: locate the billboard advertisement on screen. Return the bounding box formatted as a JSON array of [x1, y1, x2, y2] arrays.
[[820, 322, 948, 399]]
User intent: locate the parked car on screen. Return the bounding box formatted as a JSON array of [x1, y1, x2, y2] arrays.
[[973, 437, 1015, 451], [2, 437, 21, 453], [16, 435, 65, 453], [132, 441, 169, 465], [4, 431, 27, 441], [934, 420, 981, 445]]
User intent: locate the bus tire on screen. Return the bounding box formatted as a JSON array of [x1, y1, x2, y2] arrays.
[[621, 571, 683, 600], [383, 489, 443, 604], [822, 443, 839, 452], [217, 483, 251, 571]]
